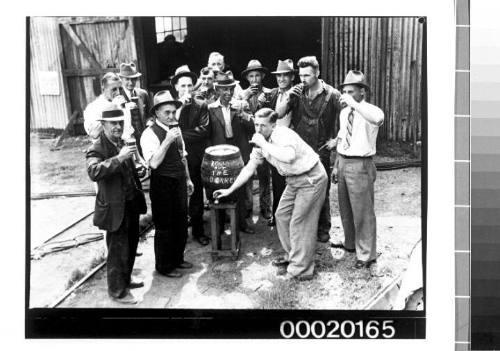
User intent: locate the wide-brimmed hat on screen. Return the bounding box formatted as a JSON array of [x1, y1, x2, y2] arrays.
[[118, 62, 142, 79], [171, 65, 198, 87], [271, 59, 296, 74], [241, 59, 268, 78], [213, 71, 239, 87], [97, 103, 125, 121], [150, 90, 182, 114], [339, 70, 370, 90]]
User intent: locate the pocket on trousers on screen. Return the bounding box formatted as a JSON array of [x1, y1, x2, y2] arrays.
[[93, 198, 110, 227]]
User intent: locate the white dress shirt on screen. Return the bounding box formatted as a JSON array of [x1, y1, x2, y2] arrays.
[[140, 119, 187, 166], [336, 100, 384, 157]]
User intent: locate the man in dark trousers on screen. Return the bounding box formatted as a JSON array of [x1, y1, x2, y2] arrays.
[[260, 59, 296, 226], [240, 60, 273, 221], [171, 65, 210, 246], [86, 104, 147, 304], [207, 71, 255, 233], [276, 56, 341, 243], [331, 70, 384, 269], [140, 90, 194, 278]]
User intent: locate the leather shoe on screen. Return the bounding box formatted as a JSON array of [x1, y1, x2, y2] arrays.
[[271, 257, 289, 267], [354, 259, 377, 269], [178, 261, 193, 269], [129, 277, 144, 289], [260, 209, 272, 220], [135, 250, 143, 257], [112, 291, 138, 304], [317, 233, 330, 243], [330, 242, 356, 253], [194, 235, 210, 246], [159, 269, 183, 278]]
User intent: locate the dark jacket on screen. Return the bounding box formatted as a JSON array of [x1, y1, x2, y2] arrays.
[[121, 87, 153, 132], [207, 102, 255, 163], [86, 132, 146, 232], [178, 98, 209, 164]]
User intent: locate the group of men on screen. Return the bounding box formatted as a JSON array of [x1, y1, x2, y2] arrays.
[[84, 52, 384, 304]]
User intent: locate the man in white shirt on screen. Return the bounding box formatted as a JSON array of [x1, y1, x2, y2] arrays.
[[331, 70, 384, 269], [214, 108, 328, 281], [140, 90, 194, 278], [84, 72, 132, 141]]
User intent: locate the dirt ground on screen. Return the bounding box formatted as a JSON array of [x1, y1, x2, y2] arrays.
[[29, 134, 422, 309]]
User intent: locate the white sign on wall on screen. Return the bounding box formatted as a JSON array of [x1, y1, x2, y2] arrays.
[[38, 71, 60, 95]]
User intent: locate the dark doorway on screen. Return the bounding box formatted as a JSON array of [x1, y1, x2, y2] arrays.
[[137, 17, 322, 91]]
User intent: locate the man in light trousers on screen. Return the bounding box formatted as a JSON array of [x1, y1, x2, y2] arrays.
[[214, 108, 327, 280]]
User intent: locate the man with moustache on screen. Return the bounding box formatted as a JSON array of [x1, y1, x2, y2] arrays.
[[171, 65, 211, 246], [140, 91, 194, 278], [84, 72, 132, 142], [207, 71, 255, 234], [241, 60, 273, 221], [259, 59, 296, 226], [276, 56, 341, 243], [86, 104, 147, 304], [330, 70, 384, 269], [118, 62, 153, 138]]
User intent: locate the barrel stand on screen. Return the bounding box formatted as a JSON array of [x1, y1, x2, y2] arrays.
[[209, 201, 240, 260]]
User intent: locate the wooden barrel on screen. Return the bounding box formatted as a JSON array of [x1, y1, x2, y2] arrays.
[[201, 144, 244, 202]]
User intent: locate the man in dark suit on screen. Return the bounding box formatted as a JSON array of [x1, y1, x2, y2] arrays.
[[171, 65, 211, 246], [118, 62, 153, 140], [86, 104, 147, 305], [208, 71, 255, 233]]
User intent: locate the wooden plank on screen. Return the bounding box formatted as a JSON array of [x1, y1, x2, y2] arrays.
[[59, 17, 127, 26], [61, 23, 103, 71]]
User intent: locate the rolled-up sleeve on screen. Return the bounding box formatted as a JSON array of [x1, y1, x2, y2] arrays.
[[140, 128, 160, 165]]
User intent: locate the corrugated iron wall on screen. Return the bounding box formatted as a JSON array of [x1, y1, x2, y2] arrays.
[[322, 17, 424, 142], [30, 17, 70, 130]]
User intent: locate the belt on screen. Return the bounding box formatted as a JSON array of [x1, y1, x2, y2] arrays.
[[288, 160, 320, 178], [338, 153, 372, 159]]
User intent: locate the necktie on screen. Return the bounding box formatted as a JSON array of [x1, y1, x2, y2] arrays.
[[344, 108, 355, 150]]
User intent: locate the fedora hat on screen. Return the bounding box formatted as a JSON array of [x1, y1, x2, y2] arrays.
[[271, 59, 296, 74], [118, 62, 142, 79], [150, 90, 182, 114], [97, 103, 125, 122], [241, 59, 268, 78], [339, 70, 370, 90], [170, 65, 198, 87], [213, 71, 239, 87]]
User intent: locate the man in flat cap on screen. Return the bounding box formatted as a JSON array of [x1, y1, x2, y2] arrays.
[[86, 104, 147, 304], [171, 65, 211, 246], [330, 70, 384, 269], [276, 56, 341, 243], [140, 91, 194, 278]]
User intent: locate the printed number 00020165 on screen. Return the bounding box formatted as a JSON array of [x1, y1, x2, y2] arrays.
[[279, 320, 396, 339]]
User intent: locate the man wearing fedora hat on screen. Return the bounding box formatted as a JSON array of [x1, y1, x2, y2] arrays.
[[171, 65, 211, 246], [140, 90, 195, 278], [330, 70, 384, 269], [86, 103, 147, 304], [207, 71, 255, 234], [118, 62, 152, 139], [260, 59, 296, 226], [241, 59, 273, 222], [276, 56, 342, 243]]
